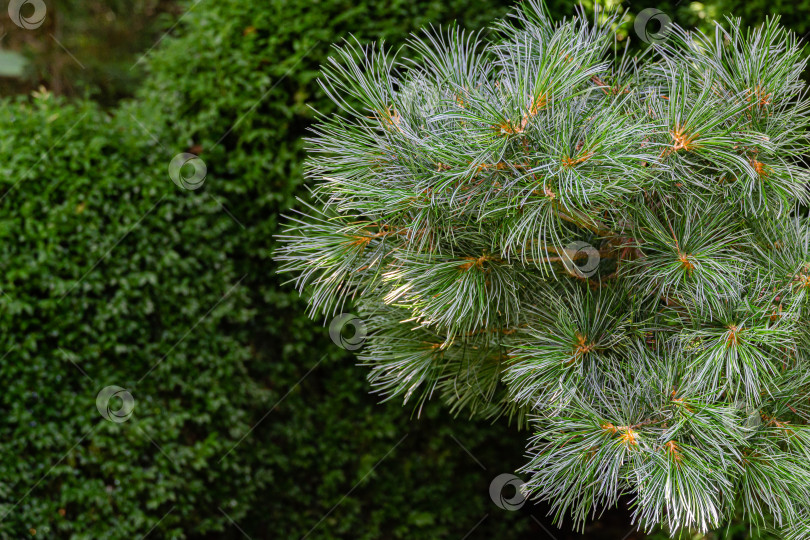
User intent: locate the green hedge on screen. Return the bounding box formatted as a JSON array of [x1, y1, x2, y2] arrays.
[[0, 93, 262, 537], [0, 0, 560, 538]]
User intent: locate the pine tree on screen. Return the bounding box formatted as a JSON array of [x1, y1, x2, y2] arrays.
[[276, 1, 810, 535]]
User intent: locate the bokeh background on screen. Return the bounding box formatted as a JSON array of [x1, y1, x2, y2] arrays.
[[0, 1, 807, 538]]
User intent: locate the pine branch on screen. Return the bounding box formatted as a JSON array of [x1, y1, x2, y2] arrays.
[[274, 2, 810, 534]]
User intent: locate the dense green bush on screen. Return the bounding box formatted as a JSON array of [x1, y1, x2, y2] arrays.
[[0, 92, 262, 537]]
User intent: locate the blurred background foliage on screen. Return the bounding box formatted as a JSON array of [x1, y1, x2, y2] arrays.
[[0, 0, 806, 538], [0, 0, 179, 102]]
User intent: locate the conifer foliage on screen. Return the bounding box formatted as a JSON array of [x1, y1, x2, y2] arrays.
[[277, 1, 810, 534]]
